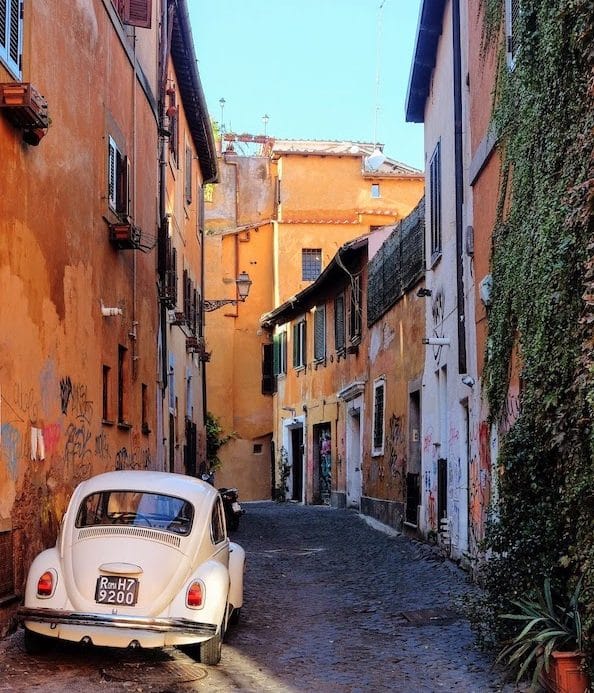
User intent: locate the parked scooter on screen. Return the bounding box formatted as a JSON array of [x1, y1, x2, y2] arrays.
[[219, 487, 244, 531]]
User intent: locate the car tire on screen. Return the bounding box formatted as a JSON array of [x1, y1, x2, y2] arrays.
[[199, 631, 222, 666], [23, 627, 52, 655]]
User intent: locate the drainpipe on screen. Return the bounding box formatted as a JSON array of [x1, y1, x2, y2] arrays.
[[158, 1, 173, 389], [452, 0, 467, 374]]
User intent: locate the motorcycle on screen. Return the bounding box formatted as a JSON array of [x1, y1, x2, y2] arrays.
[[219, 487, 244, 531]]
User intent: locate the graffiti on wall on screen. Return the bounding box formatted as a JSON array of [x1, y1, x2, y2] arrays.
[[386, 414, 406, 497], [469, 421, 492, 551]]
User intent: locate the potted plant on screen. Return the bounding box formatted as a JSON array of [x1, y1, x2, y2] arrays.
[[496, 578, 590, 692]]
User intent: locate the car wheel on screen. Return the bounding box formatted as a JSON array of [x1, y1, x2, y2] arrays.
[[229, 607, 241, 625], [199, 631, 222, 666], [24, 627, 52, 655]]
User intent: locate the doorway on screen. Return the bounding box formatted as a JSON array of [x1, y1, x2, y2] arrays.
[[290, 426, 303, 502], [346, 404, 362, 509]]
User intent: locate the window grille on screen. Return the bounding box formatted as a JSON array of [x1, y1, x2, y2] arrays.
[[372, 379, 385, 454], [0, 531, 15, 598], [302, 249, 322, 281], [429, 144, 441, 262]]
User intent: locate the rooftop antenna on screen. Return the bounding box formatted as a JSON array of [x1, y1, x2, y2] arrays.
[[366, 0, 387, 171], [262, 113, 270, 137], [219, 97, 226, 147]]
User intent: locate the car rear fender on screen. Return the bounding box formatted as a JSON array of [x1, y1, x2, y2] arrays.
[[24, 547, 68, 609], [228, 542, 245, 610], [170, 558, 229, 628]]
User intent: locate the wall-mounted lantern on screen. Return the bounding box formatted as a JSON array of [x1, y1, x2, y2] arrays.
[[203, 271, 252, 312]]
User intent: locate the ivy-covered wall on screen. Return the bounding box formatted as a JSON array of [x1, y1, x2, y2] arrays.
[[477, 0, 594, 661]]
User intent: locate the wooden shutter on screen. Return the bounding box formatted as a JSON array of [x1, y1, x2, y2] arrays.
[[116, 150, 129, 217], [314, 306, 326, 361], [108, 138, 117, 210], [0, 0, 23, 77], [261, 344, 275, 395], [123, 0, 151, 28], [334, 295, 345, 351]]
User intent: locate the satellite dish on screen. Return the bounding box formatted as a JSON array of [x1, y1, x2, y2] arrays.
[[365, 147, 386, 171]]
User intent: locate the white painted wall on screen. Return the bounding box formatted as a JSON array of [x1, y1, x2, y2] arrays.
[[419, 0, 477, 561]]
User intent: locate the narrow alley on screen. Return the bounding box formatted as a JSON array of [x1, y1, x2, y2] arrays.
[[0, 502, 515, 692]]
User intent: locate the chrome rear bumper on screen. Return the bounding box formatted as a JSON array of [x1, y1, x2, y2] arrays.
[[18, 607, 217, 637]]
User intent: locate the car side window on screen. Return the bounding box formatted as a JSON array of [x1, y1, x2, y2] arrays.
[[211, 497, 226, 544]]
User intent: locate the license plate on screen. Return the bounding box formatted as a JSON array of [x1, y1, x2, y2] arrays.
[[95, 576, 139, 606], [232, 502, 241, 512]]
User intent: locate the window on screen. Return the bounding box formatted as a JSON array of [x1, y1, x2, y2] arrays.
[[102, 365, 111, 422], [334, 295, 345, 353], [429, 141, 442, 263], [349, 276, 362, 342], [108, 136, 129, 218], [371, 183, 380, 198], [505, 0, 520, 68], [293, 319, 306, 369], [117, 345, 128, 425], [112, 0, 152, 28], [261, 343, 275, 395], [372, 378, 386, 455], [302, 248, 322, 281], [274, 329, 288, 376], [211, 497, 226, 543], [185, 145, 193, 205], [166, 86, 178, 163], [0, 0, 23, 79], [313, 305, 326, 362], [253, 443, 263, 454]]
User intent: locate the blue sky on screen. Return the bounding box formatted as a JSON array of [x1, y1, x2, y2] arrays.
[[189, 0, 424, 171]]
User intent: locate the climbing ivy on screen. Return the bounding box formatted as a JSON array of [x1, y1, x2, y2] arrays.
[[476, 0, 594, 665]]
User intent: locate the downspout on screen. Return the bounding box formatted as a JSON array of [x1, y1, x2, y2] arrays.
[[200, 190, 207, 426], [158, 1, 173, 388], [452, 0, 467, 374]]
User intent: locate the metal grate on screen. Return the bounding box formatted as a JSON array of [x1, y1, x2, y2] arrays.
[[0, 531, 15, 597], [77, 526, 181, 548], [367, 198, 425, 326]]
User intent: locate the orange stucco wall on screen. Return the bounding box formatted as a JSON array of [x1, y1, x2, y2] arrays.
[[0, 1, 162, 625]]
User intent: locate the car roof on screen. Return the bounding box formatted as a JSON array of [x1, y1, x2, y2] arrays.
[[72, 470, 218, 505]]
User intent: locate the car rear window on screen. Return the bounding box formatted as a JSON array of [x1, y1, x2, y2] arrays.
[[75, 490, 194, 536]]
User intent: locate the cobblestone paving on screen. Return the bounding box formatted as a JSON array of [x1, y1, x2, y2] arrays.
[[0, 502, 520, 692]]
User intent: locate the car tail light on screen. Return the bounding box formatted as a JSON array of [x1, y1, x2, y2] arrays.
[[186, 581, 204, 608], [37, 570, 55, 597]]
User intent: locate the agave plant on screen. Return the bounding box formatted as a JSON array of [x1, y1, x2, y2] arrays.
[[496, 577, 583, 688]]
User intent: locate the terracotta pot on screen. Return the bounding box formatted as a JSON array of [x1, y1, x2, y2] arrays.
[[540, 651, 591, 693]]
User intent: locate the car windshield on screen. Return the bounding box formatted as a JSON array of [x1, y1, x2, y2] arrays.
[[75, 490, 194, 536]]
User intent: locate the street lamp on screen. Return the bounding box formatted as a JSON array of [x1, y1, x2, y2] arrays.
[[203, 271, 253, 312]]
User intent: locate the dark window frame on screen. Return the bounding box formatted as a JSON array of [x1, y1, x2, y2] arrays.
[[429, 141, 442, 264]]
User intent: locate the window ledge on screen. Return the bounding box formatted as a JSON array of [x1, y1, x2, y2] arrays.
[[117, 421, 133, 430], [141, 424, 151, 436], [102, 419, 115, 427], [430, 252, 442, 269]]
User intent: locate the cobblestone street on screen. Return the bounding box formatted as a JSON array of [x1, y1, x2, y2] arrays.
[[0, 502, 516, 692]]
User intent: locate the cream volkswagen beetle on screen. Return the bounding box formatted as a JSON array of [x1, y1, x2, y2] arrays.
[[18, 470, 245, 665]]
